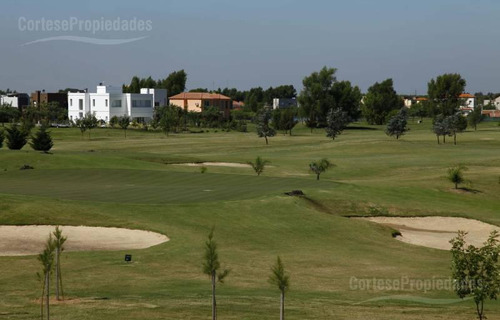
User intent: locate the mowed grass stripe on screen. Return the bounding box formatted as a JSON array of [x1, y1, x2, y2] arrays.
[[0, 169, 336, 204]]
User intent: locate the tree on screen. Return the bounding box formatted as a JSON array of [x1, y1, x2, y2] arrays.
[[325, 108, 349, 140], [53, 227, 67, 301], [109, 116, 119, 128], [447, 164, 467, 189], [269, 256, 290, 320], [75, 118, 87, 138], [273, 109, 298, 135], [30, 126, 54, 152], [84, 113, 98, 140], [118, 116, 131, 138], [432, 114, 449, 144], [362, 79, 403, 125], [247, 156, 270, 176], [256, 107, 276, 145], [385, 108, 409, 139], [0, 105, 20, 126], [6, 124, 28, 150], [298, 67, 337, 130], [309, 159, 332, 180], [445, 113, 468, 145], [203, 228, 230, 320], [37, 235, 55, 320], [450, 230, 500, 320], [428, 74, 466, 117], [0, 129, 4, 148], [159, 70, 187, 97], [468, 107, 483, 131]]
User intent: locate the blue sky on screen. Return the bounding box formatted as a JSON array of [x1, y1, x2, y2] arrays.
[[0, 0, 499, 95]]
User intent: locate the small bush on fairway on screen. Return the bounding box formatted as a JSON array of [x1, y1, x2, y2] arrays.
[[309, 159, 333, 181], [247, 156, 270, 176], [447, 164, 467, 189], [6, 124, 28, 150], [200, 166, 207, 174], [30, 126, 54, 152]]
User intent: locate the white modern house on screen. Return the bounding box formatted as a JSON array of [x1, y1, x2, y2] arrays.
[[0, 93, 30, 108], [68, 85, 167, 123]]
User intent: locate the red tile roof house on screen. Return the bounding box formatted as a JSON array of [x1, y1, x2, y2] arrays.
[[169, 92, 232, 118]]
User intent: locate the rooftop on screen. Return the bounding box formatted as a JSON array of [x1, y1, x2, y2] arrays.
[[170, 92, 231, 100]]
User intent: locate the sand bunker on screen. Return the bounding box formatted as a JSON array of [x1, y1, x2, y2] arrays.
[[0, 225, 169, 256], [174, 162, 251, 168], [358, 217, 500, 250]]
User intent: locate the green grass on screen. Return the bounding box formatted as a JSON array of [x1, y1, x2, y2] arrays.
[[0, 121, 499, 319]]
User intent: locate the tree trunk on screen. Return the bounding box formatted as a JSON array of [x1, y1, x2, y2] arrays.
[[280, 291, 285, 320], [40, 278, 45, 320], [316, 173, 320, 181], [55, 250, 59, 301], [124, 130, 127, 138], [265, 136, 268, 145], [476, 300, 484, 320], [212, 273, 216, 320], [443, 135, 446, 144], [454, 134, 457, 145], [436, 135, 440, 145], [455, 182, 458, 189], [59, 258, 64, 300], [45, 271, 50, 320]]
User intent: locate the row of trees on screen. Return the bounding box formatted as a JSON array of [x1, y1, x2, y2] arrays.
[[203, 229, 290, 320], [0, 125, 53, 152], [38, 227, 67, 320], [122, 70, 188, 97]]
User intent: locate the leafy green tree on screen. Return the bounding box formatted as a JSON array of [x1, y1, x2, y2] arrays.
[[159, 70, 187, 97], [444, 113, 468, 145], [37, 235, 55, 320], [256, 107, 276, 145], [447, 164, 467, 189], [273, 109, 298, 135], [432, 114, 449, 144], [385, 108, 409, 139], [84, 113, 99, 140], [30, 126, 54, 152], [362, 79, 403, 125], [450, 230, 500, 320], [75, 118, 87, 138], [298, 67, 337, 130], [109, 116, 119, 128], [203, 228, 230, 320], [325, 108, 349, 140], [0, 105, 20, 126], [269, 256, 290, 320], [428, 74, 466, 117], [52, 227, 67, 301], [310, 158, 332, 180], [468, 107, 483, 131], [247, 156, 270, 176], [118, 116, 131, 138], [6, 124, 28, 150]]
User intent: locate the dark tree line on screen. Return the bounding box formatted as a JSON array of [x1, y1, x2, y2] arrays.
[[122, 70, 188, 97]]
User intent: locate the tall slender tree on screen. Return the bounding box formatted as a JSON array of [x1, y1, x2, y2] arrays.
[[269, 256, 290, 320], [118, 116, 131, 138], [37, 235, 55, 320], [202, 228, 230, 320], [53, 227, 67, 301], [256, 107, 276, 145]]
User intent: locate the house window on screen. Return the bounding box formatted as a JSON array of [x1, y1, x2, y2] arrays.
[[111, 100, 122, 108], [105, 99, 108, 107], [70, 99, 73, 107], [92, 99, 95, 107], [79, 112, 83, 118], [79, 99, 83, 110], [131, 100, 152, 108], [204, 100, 210, 107]]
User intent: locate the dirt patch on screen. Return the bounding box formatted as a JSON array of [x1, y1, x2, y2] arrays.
[[356, 217, 499, 250], [0, 225, 169, 256], [173, 162, 251, 168]]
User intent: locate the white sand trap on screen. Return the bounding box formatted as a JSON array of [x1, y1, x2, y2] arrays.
[[174, 162, 251, 168], [0, 225, 169, 256], [358, 217, 500, 250]]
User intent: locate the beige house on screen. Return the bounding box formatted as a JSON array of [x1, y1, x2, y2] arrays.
[[169, 92, 232, 118]]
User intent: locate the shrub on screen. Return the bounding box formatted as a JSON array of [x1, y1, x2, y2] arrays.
[[30, 126, 53, 152], [447, 164, 467, 189], [200, 166, 207, 174], [6, 125, 28, 150]]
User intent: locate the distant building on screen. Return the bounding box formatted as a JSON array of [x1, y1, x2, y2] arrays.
[[169, 92, 232, 118], [483, 97, 500, 110], [68, 85, 166, 123], [459, 93, 476, 109], [232, 101, 245, 110], [0, 93, 30, 109], [272, 98, 298, 109], [31, 90, 69, 109]]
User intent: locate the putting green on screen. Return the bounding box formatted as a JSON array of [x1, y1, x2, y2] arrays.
[[0, 168, 335, 204]]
